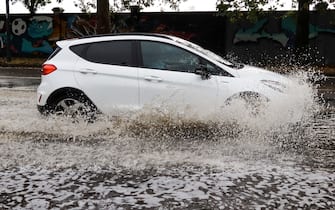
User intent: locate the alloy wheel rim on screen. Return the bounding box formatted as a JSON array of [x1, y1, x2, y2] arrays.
[[55, 98, 87, 117]]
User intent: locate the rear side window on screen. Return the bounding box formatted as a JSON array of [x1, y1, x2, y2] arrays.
[[70, 41, 134, 66], [70, 44, 87, 57]]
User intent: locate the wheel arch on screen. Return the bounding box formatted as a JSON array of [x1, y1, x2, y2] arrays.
[[41, 87, 99, 118], [46, 87, 93, 106], [225, 91, 269, 104]]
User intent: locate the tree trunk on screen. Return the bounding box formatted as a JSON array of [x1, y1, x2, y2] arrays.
[[295, 0, 310, 50], [96, 0, 111, 34], [27, 0, 36, 14]]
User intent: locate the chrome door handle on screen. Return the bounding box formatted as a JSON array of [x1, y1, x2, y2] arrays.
[[79, 68, 98, 74], [144, 76, 162, 82]]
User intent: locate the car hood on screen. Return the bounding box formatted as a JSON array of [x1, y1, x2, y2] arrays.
[[235, 65, 288, 82]]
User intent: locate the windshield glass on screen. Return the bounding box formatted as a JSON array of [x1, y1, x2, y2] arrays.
[[173, 37, 243, 69]]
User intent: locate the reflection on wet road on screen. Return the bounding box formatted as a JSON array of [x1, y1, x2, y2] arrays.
[[0, 76, 40, 88]]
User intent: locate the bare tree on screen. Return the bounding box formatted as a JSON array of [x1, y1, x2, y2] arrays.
[[94, 0, 185, 34], [11, 0, 62, 14], [97, 0, 111, 34], [74, 0, 97, 13]]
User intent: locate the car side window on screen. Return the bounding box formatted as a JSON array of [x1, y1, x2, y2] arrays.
[[70, 41, 134, 66], [140, 41, 200, 73], [200, 58, 232, 77]]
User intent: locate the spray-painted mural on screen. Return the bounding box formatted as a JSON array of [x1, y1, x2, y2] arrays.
[[0, 12, 335, 65], [0, 16, 54, 55], [0, 13, 198, 57], [234, 16, 335, 48]]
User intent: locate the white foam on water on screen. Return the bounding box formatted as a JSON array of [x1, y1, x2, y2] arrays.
[[0, 69, 334, 209], [1, 164, 334, 209], [0, 70, 327, 170]]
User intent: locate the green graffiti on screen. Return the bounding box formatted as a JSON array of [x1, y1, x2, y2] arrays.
[[234, 16, 335, 47]]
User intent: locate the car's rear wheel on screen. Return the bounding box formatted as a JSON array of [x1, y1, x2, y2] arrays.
[[50, 91, 97, 120]]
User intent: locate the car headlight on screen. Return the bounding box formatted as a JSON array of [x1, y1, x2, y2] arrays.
[[261, 80, 287, 93]]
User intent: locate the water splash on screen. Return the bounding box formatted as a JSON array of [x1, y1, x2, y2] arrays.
[[1, 70, 334, 209], [0, 69, 331, 170]]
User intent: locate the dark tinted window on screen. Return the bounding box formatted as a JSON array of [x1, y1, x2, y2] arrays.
[[140, 41, 232, 77], [199, 58, 232, 77], [140, 41, 200, 72], [71, 41, 133, 66], [70, 44, 87, 57]]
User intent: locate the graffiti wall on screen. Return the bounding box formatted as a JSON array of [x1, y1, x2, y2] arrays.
[[0, 14, 95, 57], [225, 12, 335, 66], [0, 11, 334, 66], [0, 16, 54, 55]]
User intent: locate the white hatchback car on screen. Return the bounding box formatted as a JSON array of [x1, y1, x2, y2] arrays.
[[37, 33, 289, 117]]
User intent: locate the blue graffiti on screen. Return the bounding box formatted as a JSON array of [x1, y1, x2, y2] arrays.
[[234, 16, 335, 47], [21, 38, 53, 54], [0, 16, 53, 55], [22, 16, 53, 54]]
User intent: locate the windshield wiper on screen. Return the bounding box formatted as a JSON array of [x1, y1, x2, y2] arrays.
[[220, 61, 244, 69]]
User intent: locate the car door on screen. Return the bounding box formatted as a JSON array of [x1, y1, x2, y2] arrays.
[[73, 40, 139, 114], [138, 40, 219, 115]]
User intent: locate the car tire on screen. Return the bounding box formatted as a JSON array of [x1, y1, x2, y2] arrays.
[[50, 91, 98, 120], [226, 92, 268, 116]]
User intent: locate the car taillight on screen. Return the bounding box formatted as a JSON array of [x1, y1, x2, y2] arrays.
[[42, 64, 57, 75]]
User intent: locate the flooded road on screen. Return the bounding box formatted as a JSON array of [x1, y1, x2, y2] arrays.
[[0, 81, 334, 209]]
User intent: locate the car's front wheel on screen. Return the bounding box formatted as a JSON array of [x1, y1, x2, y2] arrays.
[[225, 92, 269, 116]]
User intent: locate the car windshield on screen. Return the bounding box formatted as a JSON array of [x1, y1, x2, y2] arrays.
[[174, 37, 243, 69]]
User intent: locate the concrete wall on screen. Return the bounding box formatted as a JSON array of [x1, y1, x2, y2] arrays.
[[0, 11, 334, 66]]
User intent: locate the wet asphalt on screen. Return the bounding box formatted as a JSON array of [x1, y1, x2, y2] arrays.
[[0, 67, 41, 88]]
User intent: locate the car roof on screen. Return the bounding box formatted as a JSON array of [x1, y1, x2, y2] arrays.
[[56, 33, 175, 48], [79, 33, 174, 40]]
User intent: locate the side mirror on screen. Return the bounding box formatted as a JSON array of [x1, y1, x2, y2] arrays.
[[195, 65, 211, 80]]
